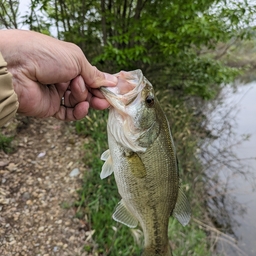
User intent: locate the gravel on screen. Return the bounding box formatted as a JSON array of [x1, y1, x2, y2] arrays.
[[0, 117, 93, 256]]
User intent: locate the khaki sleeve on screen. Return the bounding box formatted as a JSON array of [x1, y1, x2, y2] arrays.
[[0, 52, 19, 127]]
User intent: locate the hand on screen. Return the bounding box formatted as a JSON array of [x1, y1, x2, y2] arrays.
[[0, 30, 117, 121]]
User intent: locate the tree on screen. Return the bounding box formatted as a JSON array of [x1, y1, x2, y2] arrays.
[[2, 1, 254, 99], [19, 0, 254, 99], [1, 1, 255, 254], [0, 0, 19, 28]]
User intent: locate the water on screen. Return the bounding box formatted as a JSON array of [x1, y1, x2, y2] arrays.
[[216, 82, 256, 256]]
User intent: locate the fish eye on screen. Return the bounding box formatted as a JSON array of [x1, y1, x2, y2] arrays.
[[145, 95, 154, 107]]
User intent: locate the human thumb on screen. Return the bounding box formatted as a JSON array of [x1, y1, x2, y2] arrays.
[[80, 58, 117, 88]]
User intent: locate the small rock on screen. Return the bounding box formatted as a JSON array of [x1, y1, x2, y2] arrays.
[[22, 192, 31, 201], [53, 246, 59, 252], [26, 200, 33, 205], [66, 161, 73, 169], [0, 160, 9, 167], [37, 152, 46, 158], [6, 163, 17, 172], [69, 168, 80, 177], [0, 188, 7, 195], [69, 236, 75, 241], [38, 226, 44, 232], [0, 198, 10, 205], [9, 240, 16, 245]]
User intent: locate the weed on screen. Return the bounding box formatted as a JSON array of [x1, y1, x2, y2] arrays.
[[60, 201, 72, 209], [0, 133, 15, 154]]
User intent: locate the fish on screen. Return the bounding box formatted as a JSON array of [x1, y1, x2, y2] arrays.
[[100, 70, 191, 256]]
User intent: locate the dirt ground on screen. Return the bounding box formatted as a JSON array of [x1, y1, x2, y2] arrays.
[[0, 116, 93, 256]]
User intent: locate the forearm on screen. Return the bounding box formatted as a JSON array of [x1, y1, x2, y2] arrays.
[[0, 52, 19, 127]]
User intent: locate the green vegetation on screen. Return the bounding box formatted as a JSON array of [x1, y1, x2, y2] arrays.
[[0, 132, 15, 154], [5, 0, 253, 99], [1, 0, 256, 255], [220, 39, 256, 81], [169, 220, 210, 256]]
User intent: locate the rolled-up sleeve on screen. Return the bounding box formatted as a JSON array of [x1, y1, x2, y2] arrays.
[[0, 52, 19, 127]]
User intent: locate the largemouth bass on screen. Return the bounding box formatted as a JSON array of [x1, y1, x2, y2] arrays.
[[100, 70, 191, 256]]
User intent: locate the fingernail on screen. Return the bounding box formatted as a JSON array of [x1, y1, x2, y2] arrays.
[[79, 77, 86, 92], [104, 73, 118, 85]]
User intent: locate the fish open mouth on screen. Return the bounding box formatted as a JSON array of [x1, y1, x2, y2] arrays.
[[100, 69, 145, 107]]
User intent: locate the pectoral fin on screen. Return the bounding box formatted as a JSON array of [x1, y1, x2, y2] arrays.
[[112, 200, 138, 228], [100, 149, 113, 179], [173, 188, 191, 226]]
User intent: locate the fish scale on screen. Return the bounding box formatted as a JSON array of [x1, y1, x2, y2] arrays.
[[100, 70, 191, 256]]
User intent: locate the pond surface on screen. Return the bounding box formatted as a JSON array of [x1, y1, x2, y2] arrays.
[[216, 82, 256, 256]]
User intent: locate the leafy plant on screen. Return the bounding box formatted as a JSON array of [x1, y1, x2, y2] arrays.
[[1, 1, 254, 254], [0, 133, 15, 154]]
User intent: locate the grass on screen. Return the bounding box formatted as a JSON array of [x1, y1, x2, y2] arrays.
[[74, 109, 214, 256], [0, 132, 15, 154], [169, 219, 210, 256]]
